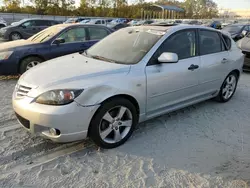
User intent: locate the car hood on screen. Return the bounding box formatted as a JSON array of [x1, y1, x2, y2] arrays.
[[1, 25, 14, 30], [19, 53, 131, 93], [0, 39, 35, 51]]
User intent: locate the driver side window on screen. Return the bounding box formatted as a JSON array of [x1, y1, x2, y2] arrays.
[[148, 29, 197, 66], [57, 28, 86, 43], [22, 20, 36, 27]]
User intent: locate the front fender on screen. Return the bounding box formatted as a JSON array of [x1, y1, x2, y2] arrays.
[[74, 84, 146, 116]]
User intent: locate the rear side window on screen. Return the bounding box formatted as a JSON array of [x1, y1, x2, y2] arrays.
[[199, 30, 222, 55], [35, 20, 50, 26], [222, 34, 232, 49], [50, 20, 60, 25], [88, 27, 109, 40]]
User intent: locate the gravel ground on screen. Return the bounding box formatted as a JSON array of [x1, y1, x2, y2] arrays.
[[1, 73, 250, 188]]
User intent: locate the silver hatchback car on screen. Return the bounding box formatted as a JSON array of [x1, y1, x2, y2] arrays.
[[13, 25, 244, 148]]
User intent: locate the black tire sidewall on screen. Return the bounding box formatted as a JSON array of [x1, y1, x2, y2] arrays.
[[89, 98, 138, 149], [218, 72, 238, 102], [19, 57, 43, 74]]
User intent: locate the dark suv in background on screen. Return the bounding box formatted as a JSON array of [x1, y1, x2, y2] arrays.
[[0, 18, 61, 41]]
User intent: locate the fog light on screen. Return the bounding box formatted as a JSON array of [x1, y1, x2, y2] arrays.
[[49, 128, 60, 136]]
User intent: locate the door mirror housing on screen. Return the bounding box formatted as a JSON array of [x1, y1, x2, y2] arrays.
[[242, 30, 248, 37], [20, 25, 26, 29], [158, 52, 178, 63], [53, 38, 65, 45]]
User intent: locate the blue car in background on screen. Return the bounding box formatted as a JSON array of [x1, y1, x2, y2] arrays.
[[0, 24, 113, 75]]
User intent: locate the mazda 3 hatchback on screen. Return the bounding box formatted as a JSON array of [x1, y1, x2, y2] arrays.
[[13, 25, 244, 148]]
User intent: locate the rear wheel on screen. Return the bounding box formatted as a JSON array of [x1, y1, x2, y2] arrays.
[[19, 56, 43, 74], [214, 72, 238, 102], [89, 98, 138, 149], [9, 32, 22, 41]]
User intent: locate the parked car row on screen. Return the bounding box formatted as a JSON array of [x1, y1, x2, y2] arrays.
[[12, 25, 244, 148]]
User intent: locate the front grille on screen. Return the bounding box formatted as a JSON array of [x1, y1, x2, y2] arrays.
[[16, 85, 32, 98], [15, 113, 30, 129]]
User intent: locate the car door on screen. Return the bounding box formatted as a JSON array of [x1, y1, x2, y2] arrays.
[[49, 27, 88, 59], [198, 29, 230, 95], [146, 29, 200, 117], [86, 26, 110, 47], [19, 20, 37, 38]]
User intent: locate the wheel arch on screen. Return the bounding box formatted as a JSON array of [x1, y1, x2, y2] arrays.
[[230, 69, 240, 78]]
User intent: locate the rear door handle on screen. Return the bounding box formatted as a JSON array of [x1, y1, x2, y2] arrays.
[[221, 58, 228, 63], [188, 64, 199, 71]]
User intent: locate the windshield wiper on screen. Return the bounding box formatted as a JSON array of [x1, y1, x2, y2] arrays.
[[91, 55, 116, 63], [80, 52, 116, 63]]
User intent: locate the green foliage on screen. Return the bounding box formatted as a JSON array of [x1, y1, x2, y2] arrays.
[[183, 0, 218, 18], [0, 0, 218, 19]]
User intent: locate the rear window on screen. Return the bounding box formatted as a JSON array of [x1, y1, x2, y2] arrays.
[[222, 34, 232, 49]]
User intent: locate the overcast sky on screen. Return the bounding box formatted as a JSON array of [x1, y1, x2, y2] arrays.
[[74, 0, 250, 9]]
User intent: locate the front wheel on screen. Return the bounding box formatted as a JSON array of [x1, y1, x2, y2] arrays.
[[214, 72, 238, 102], [9, 32, 22, 41], [19, 56, 43, 74], [89, 98, 138, 149]]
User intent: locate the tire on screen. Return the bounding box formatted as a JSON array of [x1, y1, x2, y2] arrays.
[[19, 56, 43, 74], [214, 72, 238, 102], [9, 32, 22, 41], [89, 98, 138, 149]]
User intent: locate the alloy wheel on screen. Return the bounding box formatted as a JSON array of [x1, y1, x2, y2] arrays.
[[11, 33, 21, 40], [222, 74, 237, 100], [26, 61, 41, 70], [99, 106, 133, 144]]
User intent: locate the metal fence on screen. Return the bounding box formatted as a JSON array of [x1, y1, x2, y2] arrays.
[[0, 12, 72, 24]]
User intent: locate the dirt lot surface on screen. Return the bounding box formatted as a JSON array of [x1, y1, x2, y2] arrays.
[[1, 72, 250, 188]]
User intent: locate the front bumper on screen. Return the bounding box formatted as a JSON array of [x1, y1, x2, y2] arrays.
[[12, 96, 100, 143]]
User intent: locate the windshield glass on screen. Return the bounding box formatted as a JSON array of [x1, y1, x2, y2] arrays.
[[85, 27, 165, 64], [28, 25, 65, 43], [223, 25, 243, 33]]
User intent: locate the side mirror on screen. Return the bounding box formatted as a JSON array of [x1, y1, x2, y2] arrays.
[[20, 25, 26, 29], [242, 30, 248, 37], [158, 52, 178, 63], [53, 38, 65, 45]]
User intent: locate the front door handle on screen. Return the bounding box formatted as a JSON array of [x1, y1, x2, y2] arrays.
[[188, 64, 199, 71], [221, 58, 228, 64]]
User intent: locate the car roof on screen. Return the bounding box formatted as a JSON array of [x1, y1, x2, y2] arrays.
[[130, 24, 220, 32], [22, 18, 56, 21], [229, 23, 249, 26], [55, 23, 111, 29]]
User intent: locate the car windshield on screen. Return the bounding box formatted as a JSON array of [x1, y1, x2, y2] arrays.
[[85, 27, 165, 64], [223, 25, 243, 33], [28, 25, 66, 42]]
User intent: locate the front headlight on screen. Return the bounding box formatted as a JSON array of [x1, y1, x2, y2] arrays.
[[0, 28, 6, 32], [0, 51, 13, 60], [35, 89, 83, 105]]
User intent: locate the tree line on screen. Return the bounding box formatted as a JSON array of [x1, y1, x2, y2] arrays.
[[1, 0, 218, 19]]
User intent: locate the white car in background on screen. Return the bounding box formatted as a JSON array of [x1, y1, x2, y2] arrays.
[[86, 19, 107, 25], [0, 17, 7, 28]]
